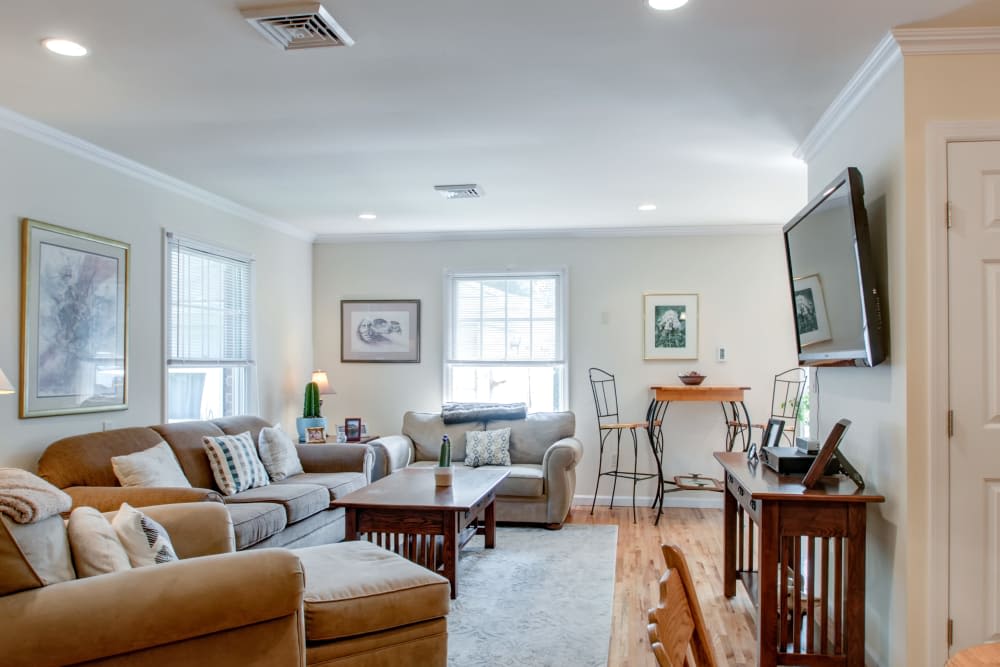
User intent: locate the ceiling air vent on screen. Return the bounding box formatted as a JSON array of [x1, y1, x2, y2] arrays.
[[241, 3, 354, 50], [434, 184, 484, 200]]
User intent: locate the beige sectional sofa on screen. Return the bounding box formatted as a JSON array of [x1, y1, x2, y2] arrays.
[[369, 411, 583, 528], [37, 416, 373, 550]]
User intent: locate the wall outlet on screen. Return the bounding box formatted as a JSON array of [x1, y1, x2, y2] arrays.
[[717, 346, 727, 362], [102, 421, 112, 432]]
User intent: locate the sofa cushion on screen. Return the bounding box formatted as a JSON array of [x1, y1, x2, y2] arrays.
[[203, 432, 271, 496], [38, 427, 165, 489], [465, 427, 512, 467], [0, 514, 76, 595], [410, 461, 544, 497], [402, 411, 484, 462], [67, 506, 132, 577], [487, 411, 576, 464], [275, 472, 366, 501], [152, 422, 227, 490], [258, 425, 304, 481], [225, 483, 328, 524], [226, 502, 287, 550], [111, 441, 192, 488], [296, 541, 450, 641], [213, 415, 272, 444]]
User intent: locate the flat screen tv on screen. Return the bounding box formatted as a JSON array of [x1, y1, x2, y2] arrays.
[[783, 167, 885, 367]]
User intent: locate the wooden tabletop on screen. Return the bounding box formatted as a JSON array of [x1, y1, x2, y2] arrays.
[[715, 451, 885, 503], [650, 385, 751, 402], [332, 466, 510, 511], [948, 643, 1000, 666]]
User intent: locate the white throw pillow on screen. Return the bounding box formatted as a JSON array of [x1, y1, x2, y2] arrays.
[[202, 431, 270, 496], [465, 428, 512, 467], [111, 503, 179, 568], [258, 424, 305, 482], [111, 441, 191, 488], [67, 506, 132, 578]]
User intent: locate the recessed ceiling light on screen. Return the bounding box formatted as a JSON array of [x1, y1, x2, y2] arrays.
[[648, 0, 689, 10], [638, 204, 657, 212], [42, 38, 88, 57], [359, 213, 377, 220]]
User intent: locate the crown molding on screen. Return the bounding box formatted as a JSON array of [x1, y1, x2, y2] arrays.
[[893, 26, 1000, 55], [794, 32, 901, 162], [315, 223, 783, 245], [0, 105, 314, 242]]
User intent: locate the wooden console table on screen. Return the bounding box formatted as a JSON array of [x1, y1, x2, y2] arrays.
[[714, 451, 884, 666]]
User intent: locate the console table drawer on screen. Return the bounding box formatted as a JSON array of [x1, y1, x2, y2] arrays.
[[726, 472, 760, 522]]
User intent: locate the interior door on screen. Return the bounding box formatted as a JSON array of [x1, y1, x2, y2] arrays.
[[948, 140, 1000, 654]]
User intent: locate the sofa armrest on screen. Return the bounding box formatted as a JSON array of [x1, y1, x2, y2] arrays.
[[296, 443, 374, 481], [541, 436, 584, 525], [0, 548, 304, 667], [64, 485, 223, 512], [106, 502, 235, 558], [366, 435, 414, 481]]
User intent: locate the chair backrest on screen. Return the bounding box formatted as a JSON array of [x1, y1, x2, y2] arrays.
[[647, 544, 717, 667], [768, 368, 808, 434], [588, 368, 622, 426]]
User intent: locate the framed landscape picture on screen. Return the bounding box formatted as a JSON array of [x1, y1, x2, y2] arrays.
[[341, 299, 420, 363], [20, 219, 129, 417], [793, 274, 831, 347], [644, 293, 698, 360]]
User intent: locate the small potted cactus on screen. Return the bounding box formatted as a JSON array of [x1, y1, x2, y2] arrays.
[[295, 380, 328, 442], [434, 434, 453, 486]]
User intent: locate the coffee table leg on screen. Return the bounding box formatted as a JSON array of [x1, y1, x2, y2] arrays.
[[485, 497, 497, 549], [345, 508, 358, 541], [443, 511, 457, 599]]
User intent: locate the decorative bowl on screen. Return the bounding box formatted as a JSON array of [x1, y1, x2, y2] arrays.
[[678, 373, 706, 386]]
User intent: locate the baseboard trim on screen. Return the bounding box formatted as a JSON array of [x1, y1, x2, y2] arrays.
[[574, 494, 723, 510]]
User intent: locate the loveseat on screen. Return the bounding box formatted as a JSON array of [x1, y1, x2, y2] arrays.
[[369, 411, 583, 528], [0, 500, 450, 666], [37, 416, 373, 550]]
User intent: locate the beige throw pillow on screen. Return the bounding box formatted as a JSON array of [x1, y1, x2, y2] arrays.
[[111, 441, 191, 488], [0, 515, 76, 595], [258, 424, 304, 481], [67, 507, 132, 578], [112, 503, 179, 568]]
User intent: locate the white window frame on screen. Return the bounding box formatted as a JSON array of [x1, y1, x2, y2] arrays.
[[443, 268, 569, 411], [162, 231, 258, 422]]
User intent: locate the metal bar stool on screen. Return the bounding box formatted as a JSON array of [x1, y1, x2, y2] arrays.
[[588, 367, 659, 522], [726, 368, 806, 450]]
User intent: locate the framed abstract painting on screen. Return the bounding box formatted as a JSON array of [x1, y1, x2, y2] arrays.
[[20, 219, 129, 417]]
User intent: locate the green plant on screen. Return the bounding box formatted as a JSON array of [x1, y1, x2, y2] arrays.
[[303, 381, 322, 418], [438, 435, 451, 467]]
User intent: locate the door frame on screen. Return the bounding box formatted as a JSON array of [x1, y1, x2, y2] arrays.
[[926, 121, 1000, 664]]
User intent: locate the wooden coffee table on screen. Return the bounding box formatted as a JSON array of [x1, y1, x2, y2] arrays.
[[332, 466, 510, 598]]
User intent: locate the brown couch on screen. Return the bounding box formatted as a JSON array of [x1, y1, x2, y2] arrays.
[[0, 501, 450, 667], [37, 416, 374, 550]]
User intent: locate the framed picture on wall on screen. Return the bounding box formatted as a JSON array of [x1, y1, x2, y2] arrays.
[[793, 274, 832, 347], [643, 293, 699, 360], [20, 218, 129, 417], [341, 299, 420, 363]]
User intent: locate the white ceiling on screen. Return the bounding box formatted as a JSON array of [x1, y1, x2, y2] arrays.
[[0, 0, 969, 238]]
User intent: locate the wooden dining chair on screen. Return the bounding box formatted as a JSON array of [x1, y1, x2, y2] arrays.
[[647, 544, 717, 667]]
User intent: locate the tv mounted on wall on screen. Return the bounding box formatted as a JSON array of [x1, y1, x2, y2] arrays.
[[783, 167, 885, 367]]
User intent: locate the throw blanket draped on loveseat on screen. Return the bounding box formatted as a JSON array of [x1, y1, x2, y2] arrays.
[[441, 402, 527, 424]]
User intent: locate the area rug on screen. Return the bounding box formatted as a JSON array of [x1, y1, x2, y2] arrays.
[[448, 524, 618, 667]]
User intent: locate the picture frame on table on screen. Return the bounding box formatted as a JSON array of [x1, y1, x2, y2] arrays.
[[792, 273, 832, 347], [20, 218, 130, 418], [341, 299, 420, 363], [643, 293, 698, 360], [305, 426, 327, 444], [801, 419, 852, 489], [344, 417, 362, 442]]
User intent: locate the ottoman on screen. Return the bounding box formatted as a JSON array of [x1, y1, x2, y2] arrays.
[[297, 541, 450, 667]]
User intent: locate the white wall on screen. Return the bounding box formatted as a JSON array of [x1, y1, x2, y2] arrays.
[[806, 59, 905, 666], [0, 126, 313, 471], [313, 233, 798, 503]]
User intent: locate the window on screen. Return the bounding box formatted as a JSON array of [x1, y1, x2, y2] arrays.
[[445, 270, 567, 412], [165, 232, 256, 422]]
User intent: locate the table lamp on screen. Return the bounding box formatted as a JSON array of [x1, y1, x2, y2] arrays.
[[0, 367, 13, 395]]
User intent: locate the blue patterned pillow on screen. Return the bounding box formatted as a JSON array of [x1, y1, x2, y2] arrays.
[[465, 428, 512, 467], [202, 431, 270, 495]]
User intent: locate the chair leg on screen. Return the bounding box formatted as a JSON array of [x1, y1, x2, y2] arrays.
[[609, 429, 622, 510], [630, 427, 639, 523], [590, 431, 607, 515]]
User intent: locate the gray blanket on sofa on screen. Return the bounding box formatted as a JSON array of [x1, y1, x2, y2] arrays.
[[441, 402, 527, 424]]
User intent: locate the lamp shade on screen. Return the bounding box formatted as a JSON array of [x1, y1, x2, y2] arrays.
[[0, 367, 14, 395], [311, 370, 333, 395]]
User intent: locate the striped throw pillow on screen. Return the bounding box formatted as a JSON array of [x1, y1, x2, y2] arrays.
[[202, 431, 271, 496]]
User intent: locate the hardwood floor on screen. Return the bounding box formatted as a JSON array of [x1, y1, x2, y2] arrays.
[[567, 503, 758, 667]]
